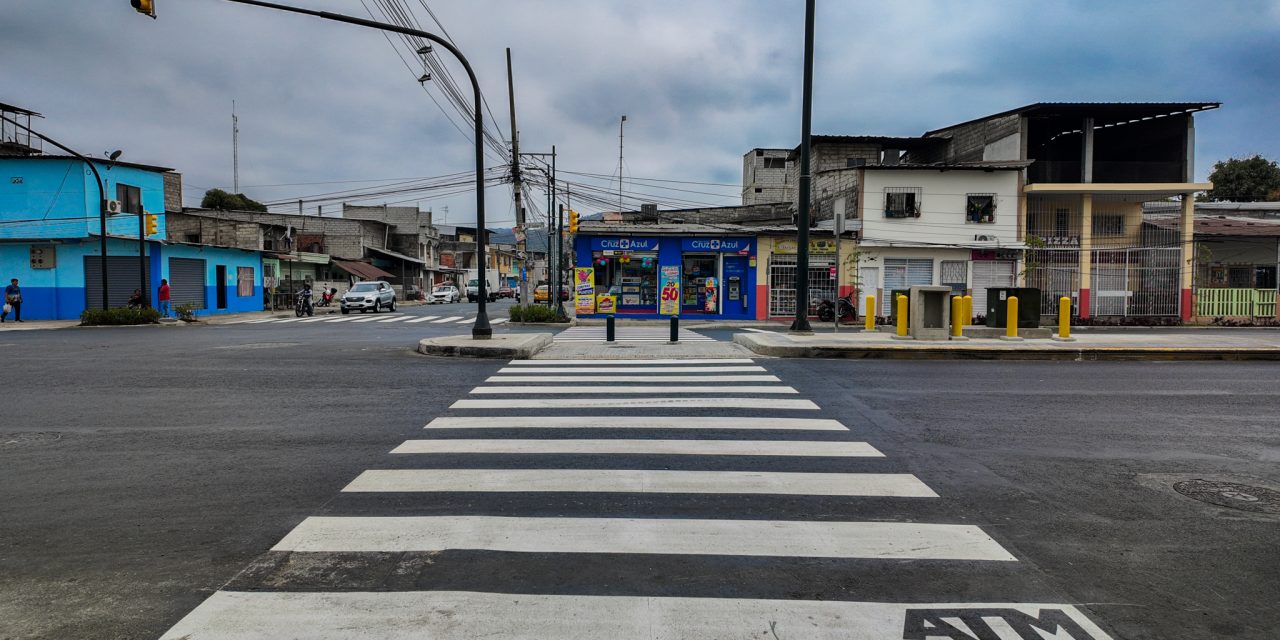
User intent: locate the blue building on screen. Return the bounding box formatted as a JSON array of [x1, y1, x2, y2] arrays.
[[0, 107, 263, 320]]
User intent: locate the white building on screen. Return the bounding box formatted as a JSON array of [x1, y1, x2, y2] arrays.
[[851, 163, 1027, 317]]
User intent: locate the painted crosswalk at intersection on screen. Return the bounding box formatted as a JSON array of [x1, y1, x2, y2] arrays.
[[226, 313, 509, 326], [554, 325, 715, 342], [159, 356, 1116, 639]]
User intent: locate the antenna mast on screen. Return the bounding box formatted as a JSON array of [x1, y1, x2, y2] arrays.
[[232, 100, 240, 193]]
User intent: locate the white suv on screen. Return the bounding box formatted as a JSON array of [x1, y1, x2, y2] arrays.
[[341, 281, 397, 313], [430, 285, 460, 304]]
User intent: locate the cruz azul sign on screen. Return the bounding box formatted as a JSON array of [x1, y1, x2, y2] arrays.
[[589, 237, 660, 252], [681, 237, 752, 253]]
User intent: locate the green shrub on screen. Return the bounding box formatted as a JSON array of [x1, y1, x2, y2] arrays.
[[508, 304, 568, 323], [174, 303, 197, 322], [80, 307, 162, 326]]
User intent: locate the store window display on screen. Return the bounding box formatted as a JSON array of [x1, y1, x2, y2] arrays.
[[593, 252, 658, 311]]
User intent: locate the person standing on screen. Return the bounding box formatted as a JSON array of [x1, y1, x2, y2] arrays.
[[158, 278, 172, 318], [2, 278, 22, 323]]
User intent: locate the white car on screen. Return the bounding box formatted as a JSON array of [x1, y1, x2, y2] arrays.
[[430, 285, 461, 304], [341, 281, 397, 313]]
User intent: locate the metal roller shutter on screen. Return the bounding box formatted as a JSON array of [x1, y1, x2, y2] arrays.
[[972, 260, 1015, 319], [882, 258, 933, 315], [84, 256, 151, 309], [168, 258, 207, 309]]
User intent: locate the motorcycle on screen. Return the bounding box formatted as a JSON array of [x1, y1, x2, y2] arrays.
[[316, 287, 337, 307], [816, 293, 857, 323], [295, 288, 314, 317]]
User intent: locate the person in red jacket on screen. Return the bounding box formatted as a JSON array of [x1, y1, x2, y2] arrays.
[[158, 278, 171, 318]]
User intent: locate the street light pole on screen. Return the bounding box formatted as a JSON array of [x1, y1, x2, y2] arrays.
[[790, 0, 816, 333], [210, 0, 493, 337], [0, 114, 111, 309]]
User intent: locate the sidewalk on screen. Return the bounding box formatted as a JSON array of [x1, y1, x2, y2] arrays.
[[734, 328, 1280, 361], [0, 319, 80, 332]]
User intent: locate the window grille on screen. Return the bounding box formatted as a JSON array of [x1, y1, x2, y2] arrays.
[[966, 194, 996, 223], [884, 187, 921, 218]]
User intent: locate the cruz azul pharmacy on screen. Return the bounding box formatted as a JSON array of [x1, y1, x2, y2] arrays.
[[572, 234, 757, 320]]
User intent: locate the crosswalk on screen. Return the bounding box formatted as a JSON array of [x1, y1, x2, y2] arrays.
[[160, 357, 1115, 639], [229, 313, 507, 326], [554, 325, 715, 342]]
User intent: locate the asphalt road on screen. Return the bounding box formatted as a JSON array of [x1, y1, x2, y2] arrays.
[[0, 319, 1277, 639]]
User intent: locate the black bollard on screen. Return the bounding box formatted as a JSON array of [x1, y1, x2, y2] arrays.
[[670, 315, 679, 343], [606, 315, 615, 342]]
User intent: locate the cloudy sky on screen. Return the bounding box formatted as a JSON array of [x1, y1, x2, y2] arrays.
[[4, 0, 1279, 225]]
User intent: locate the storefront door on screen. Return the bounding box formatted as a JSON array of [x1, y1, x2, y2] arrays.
[[722, 256, 749, 319], [681, 254, 718, 313]]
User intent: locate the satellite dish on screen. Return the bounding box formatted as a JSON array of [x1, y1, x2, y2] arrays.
[[107, 150, 122, 161]]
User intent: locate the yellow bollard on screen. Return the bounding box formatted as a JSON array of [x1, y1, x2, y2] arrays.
[[865, 295, 876, 331], [1057, 296, 1074, 341], [895, 294, 908, 337], [1006, 295, 1019, 338], [951, 295, 963, 337], [963, 294, 973, 325]]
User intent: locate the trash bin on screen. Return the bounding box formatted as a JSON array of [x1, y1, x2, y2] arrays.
[[985, 287, 1041, 328]]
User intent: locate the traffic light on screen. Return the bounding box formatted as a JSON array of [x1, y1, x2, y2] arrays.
[[568, 209, 579, 234], [130, 0, 156, 18], [145, 213, 159, 236]]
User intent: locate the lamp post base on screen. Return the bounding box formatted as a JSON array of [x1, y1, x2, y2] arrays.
[[471, 312, 493, 340]]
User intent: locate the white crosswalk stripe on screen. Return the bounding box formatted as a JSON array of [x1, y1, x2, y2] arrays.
[[160, 356, 1115, 639], [322, 316, 359, 322], [227, 314, 496, 327], [375, 315, 410, 323], [431, 315, 464, 323], [554, 326, 716, 342], [404, 315, 439, 323]]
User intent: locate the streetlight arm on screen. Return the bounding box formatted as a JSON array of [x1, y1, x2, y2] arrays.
[[218, 0, 491, 336]]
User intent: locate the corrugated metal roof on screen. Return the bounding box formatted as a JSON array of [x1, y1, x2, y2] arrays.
[[1144, 214, 1280, 237], [332, 259, 396, 280], [926, 102, 1221, 136]]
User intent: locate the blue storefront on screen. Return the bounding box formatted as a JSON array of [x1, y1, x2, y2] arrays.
[[573, 234, 757, 319]]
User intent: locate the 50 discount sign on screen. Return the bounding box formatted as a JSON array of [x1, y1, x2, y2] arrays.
[[659, 265, 681, 315]]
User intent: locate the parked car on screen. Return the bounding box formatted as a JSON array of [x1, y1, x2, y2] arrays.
[[534, 285, 550, 303], [497, 285, 517, 299], [341, 280, 397, 313], [429, 285, 460, 304]]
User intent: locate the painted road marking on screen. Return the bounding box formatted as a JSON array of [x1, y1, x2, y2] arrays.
[[375, 315, 411, 323], [272, 516, 1016, 560], [455, 317, 475, 324], [391, 438, 878, 456], [431, 316, 464, 323], [423, 416, 848, 430], [509, 358, 756, 365], [741, 327, 774, 333], [344, 469, 926, 496], [497, 366, 767, 374], [349, 315, 385, 323], [470, 385, 798, 395], [490, 318, 509, 325], [323, 316, 359, 322], [270, 317, 308, 324], [451, 398, 820, 410], [485, 374, 782, 383], [161, 592, 1114, 640], [404, 316, 439, 323], [296, 316, 330, 323]]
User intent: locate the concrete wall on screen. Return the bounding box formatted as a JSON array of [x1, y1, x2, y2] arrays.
[[0, 158, 167, 240], [742, 149, 791, 205], [859, 169, 1021, 249], [918, 113, 1022, 163]]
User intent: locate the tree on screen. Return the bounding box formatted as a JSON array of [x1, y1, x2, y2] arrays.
[[1204, 155, 1280, 202], [201, 188, 268, 212]]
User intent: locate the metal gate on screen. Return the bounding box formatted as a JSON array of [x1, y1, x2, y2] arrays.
[[857, 266, 879, 316], [1025, 249, 1080, 315], [1093, 266, 1128, 316], [768, 253, 836, 316], [168, 257, 207, 309], [84, 256, 151, 308], [1092, 248, 1180, 316], [882, 258, 932, 315], [972, 260, 1015, 319]]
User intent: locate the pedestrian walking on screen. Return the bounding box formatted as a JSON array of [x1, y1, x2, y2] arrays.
[[158, 278, 172, 318], [2, 278, 22, 323]]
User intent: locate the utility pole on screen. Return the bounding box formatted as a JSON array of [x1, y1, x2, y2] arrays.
[[790, 0, 815, 333], [618, 115, 626, 213], [232, 100, 240, 193], [551, 146, 566, 318], [506, 48, 531, 306]]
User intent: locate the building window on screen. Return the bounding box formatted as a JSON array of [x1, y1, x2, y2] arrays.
[[1092, 213, 1124, 237], [184, 233, 200, 243], [237, 267, 254, 297], [941, 260, 968, 295], [754, 187, 763, 193], [884, 187, 921, 218], [846, 158, 866, 168], [965, 194, 996, 224], [1054, 208, 1070, 237], [763, 157, 786, 169], [1257, 266, 1277, 289], [116, 183, 142, 214]]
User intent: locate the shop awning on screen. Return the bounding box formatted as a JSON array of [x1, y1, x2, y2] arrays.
[[368, 246, 426, 264], [332, 259, 396, 280]]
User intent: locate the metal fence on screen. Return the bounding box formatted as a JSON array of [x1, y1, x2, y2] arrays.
[[768, 254, 837, 316], [1197, 288, 1278, 317]]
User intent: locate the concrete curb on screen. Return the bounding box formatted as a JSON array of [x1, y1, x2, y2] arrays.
[[732, 333, 1280, 361], [417, 333, 552, 359]]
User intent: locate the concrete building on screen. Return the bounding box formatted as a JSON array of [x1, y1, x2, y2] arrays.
[[341, 204, 441, 297], [741, 148, 791, 205]]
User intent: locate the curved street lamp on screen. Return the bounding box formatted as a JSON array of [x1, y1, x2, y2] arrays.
[[150, 0, 494, 338]]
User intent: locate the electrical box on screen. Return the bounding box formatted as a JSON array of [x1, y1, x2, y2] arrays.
[[30, 245, 56, 269], [985, 287, 1041, 328]]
